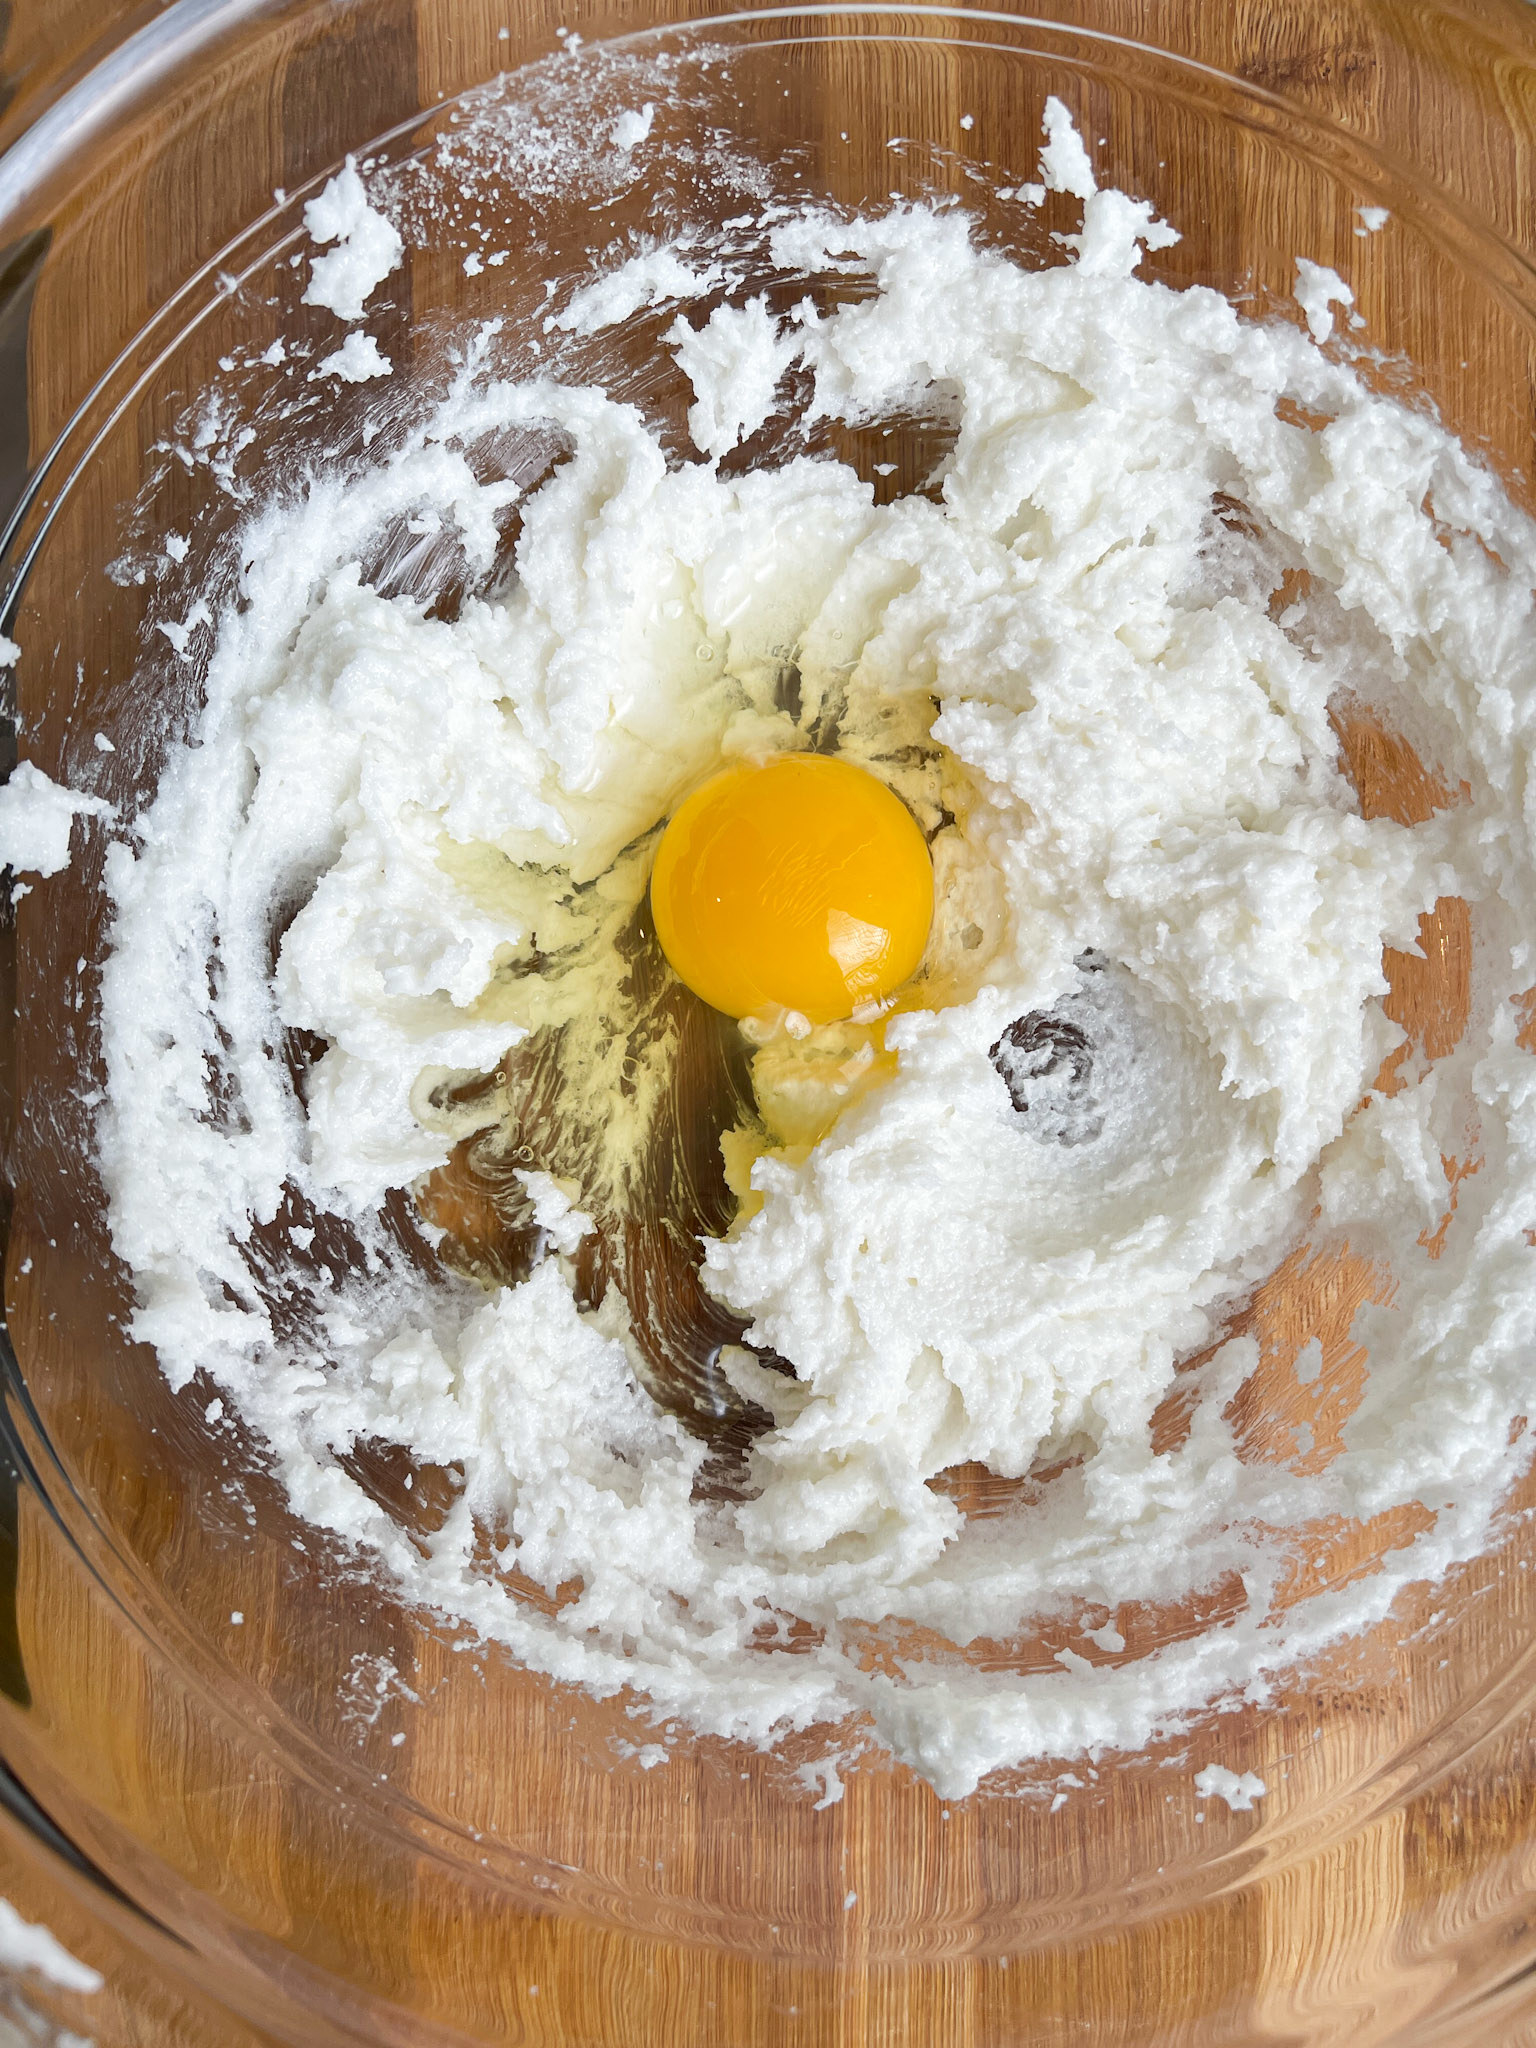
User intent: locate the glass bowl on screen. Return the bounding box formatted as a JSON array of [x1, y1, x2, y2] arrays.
[[4, 2, 1536, 2042]]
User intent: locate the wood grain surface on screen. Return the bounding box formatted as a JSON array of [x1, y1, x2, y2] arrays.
[[6, 3, 1536, 2044]]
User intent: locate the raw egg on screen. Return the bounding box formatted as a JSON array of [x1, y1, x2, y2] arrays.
[[649, 753, 934, 1025]]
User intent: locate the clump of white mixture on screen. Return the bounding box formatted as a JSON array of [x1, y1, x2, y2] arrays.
[[92, 106, 1536, 1797]]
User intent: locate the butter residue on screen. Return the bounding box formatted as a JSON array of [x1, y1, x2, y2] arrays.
[[0, 1896, 104, 1996], [0, 760, 114, 879], [303, 158, 403, 323], [1194, 1765, 1267, 1812]]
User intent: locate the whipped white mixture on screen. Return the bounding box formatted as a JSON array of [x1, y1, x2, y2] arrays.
[[90, 106, 1536, 1796]]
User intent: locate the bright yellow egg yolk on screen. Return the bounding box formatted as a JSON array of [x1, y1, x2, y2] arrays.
[[649, 754, 934, 1025]]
